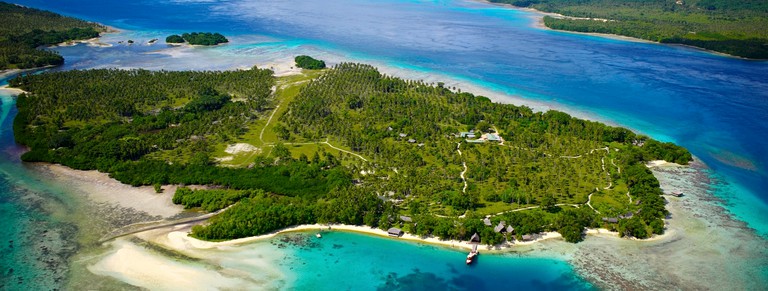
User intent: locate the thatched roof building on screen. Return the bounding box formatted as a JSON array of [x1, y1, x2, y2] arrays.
[[470, 233, 481, 243], [388, 228, 404, 237]]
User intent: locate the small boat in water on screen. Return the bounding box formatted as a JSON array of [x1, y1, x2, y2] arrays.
[[466, 243, 479, 265], [466, 251, 478, 265], [316, 233, 322, 238]]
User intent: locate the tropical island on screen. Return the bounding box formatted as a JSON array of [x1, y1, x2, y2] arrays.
[[294, 55, 326, 69], [0, 1, 106, 70], [491, 0, 768, 59], [165, 32, 229, 46], [10, 59, 690, 245]]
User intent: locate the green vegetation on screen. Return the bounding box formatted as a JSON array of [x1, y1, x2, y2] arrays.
[[0, 2, 104, 69], [294, 55, 326, 70], [165, 32, 228, 46], [165, 34, 184, 44], [492, 0, 768, 59], [12, 63, 690, 244]]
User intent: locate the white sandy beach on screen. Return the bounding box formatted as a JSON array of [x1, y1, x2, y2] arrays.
[[0, 84, 26, 95]]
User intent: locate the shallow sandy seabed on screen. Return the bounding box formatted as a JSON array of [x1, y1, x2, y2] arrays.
[[41, 164, 183, 218], [560, 161, 768, 290]]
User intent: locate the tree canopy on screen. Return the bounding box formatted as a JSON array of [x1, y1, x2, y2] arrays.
[[0, 1, 105, 69], [11, 63, 690, 243], [165, 32, 229, 46], [294, 55, 326, 70]]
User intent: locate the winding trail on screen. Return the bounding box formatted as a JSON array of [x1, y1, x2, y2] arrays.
[[260, 105, 280, 143], [587, 192, 600, 214], [323, 138, 368, 162], [460, 162, 468, 193], [456, 142, 468, 193], [611, 158, 621, 174]]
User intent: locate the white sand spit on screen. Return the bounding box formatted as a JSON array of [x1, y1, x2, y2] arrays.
[[88, 240, 250, 291]]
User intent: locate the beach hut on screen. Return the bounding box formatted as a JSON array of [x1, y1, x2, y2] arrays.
[[494, 221, 506, 233], [483, 217, 492, 226], [470, 233, 481, 243], [522, 234, 533, 241], [399, 215, 413, 222], [399, 133, 407, 138], [408, 139, 416, 143], [506, 225, 514, 234], [388, 228, 404, 237]]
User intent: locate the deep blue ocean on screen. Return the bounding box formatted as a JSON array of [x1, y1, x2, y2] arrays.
[[2, 0, 767, 289]]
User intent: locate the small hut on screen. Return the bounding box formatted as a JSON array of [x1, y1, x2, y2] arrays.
[[505, 225, 514, 234], [619, 212, 634, 219], [522, 234, 533, 241], [494, 221, 506, 233], [483, 217, 492, 226], [399, 215, 413, 222], [602, 217, 619, 223], [388, 228, 404, 237], [470, 233, 481, 243]]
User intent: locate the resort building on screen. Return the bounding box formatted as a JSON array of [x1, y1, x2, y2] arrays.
[[485, 133, 501, 142], [494, 221, 506, 233], [470, 233, 481, 243], [388, 228, 404, 237]]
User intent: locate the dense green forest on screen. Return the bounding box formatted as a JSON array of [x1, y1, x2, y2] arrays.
[[491, 0, 768, 59], [12, 62, 690, 244], [165, 32, 228, 46], [0, 2, 104, 69], [294, 55, 326, 69]]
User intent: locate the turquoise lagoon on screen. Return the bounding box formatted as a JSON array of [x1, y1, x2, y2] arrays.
[[2, 0, 768, 289]]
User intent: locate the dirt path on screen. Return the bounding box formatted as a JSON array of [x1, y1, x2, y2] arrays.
[[323, 139, 368, 162], [260, 105, 280, 143]]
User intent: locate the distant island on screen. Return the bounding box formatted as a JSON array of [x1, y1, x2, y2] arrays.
[[10, 59, 691, 245], [166, 32, 228, 46], [0, 1, 105, 70], [294, 55, 326, 69], [491, 0, 768, 59]]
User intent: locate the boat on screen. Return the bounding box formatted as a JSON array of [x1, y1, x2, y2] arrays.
[[466, 243, 478, 265], [466, 250, 478, 264], [316, 233, 322, 238], [466, 251, 478, 265]]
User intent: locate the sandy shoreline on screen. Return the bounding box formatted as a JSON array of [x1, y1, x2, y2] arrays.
[[36, 160, 669, 254], [0, 84, 26, 94], [53, 37, 112, 48], [43, 154, 765, 290], [41, 163, 184, 218]]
